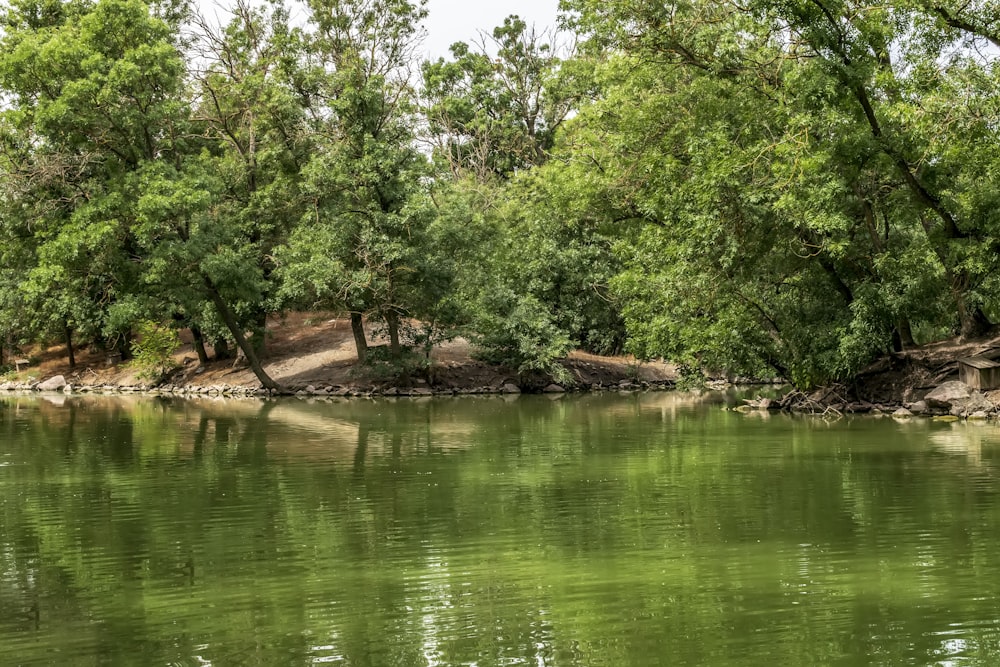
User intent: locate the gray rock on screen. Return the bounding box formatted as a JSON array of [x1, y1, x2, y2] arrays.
[[944, 390, 995, 416], [36, 375, 67, 392], [501, 383, 521, 394], [543, 384, 565, 393], [965, 391, 995, 414], [925, 381, 973, 409], [892, 408, 913, 417], [969, 411, 990, 421], [62, 384, 73, 394], [908, 400, 928, 414]]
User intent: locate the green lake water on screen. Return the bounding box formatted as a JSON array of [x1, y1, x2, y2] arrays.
[[3, 391, 1000, 665]]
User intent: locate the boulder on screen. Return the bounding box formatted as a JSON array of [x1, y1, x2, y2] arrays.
[[925, 381, 972, 409], [965, 391, 995, 414], [946, 390, 994, 416], [36, 375, 67, 392], [892, 408, 913, 417], [969, 411, 990, 421], [543, 384, 566, 393], [501, 383, 521, 394], [908, 400, 929, 415]]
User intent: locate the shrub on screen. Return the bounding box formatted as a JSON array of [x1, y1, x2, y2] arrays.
[[357, 345, 430, 385], [130, 320, 181, 383]]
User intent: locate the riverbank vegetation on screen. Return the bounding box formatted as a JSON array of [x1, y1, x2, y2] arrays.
[[1, 0, 999, 391]]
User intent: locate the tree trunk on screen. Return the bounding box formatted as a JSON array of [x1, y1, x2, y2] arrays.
[[213, 337, 232, 361], [897, 318, 915, 348], [203, 277, 281, 392], [65, 323, 75, 369], [252, 307, 268, 355], [958, 298, 992, 340], [386, 310, 402, 358], [173, 313, 210, 365], [190, 325, 210, 365], [350, 311, 368, 363], [117, 332, 133, 361]]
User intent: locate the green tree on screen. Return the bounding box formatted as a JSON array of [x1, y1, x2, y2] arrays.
[[422, 15, 578, 180], [557, 0, 1000, 385], [0, 0, 188, 364], [277, 0, 433, 363]]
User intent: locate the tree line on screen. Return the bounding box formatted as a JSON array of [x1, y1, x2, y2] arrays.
[[1, 0, 998, 389]]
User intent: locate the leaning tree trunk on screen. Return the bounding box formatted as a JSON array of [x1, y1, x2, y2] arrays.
[[350, 311, 368, 364], [203, 277, 281, 392]]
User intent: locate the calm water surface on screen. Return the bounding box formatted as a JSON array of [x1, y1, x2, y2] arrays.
[[2, 391, 1000, 665]]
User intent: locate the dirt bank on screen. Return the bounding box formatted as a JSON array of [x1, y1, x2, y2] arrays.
[[761, 331, 1000, 415], [2, 312, 678, 396]]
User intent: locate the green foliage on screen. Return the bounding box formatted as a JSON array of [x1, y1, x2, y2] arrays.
[[429, 169, 620, 381], [548, 0, 1000, 387], [5, 0, 1000, 392], [356, 345, 430, 385], [129, 320, 180, 382], [422, 15, 575, 180]]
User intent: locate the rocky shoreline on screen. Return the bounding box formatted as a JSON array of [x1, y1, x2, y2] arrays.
[[0, 374, 678, 399], [738, 379, 1000, 421]]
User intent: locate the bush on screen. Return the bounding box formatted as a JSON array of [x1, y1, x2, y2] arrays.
[[357, 345, 430, 385], [130, 320, 181, 383]]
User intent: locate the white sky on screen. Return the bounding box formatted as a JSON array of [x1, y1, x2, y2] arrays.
[[420, 0, 562, 60]]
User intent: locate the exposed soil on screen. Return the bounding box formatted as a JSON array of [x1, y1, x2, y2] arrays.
[[3, 312, 678, 394], [766, 330, 1000, 414], [13, 312, 993, 406], [850, 332, 1000, 405]]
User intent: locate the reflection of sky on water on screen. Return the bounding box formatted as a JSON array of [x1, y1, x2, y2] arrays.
[[928, 421, 1000, 465]]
